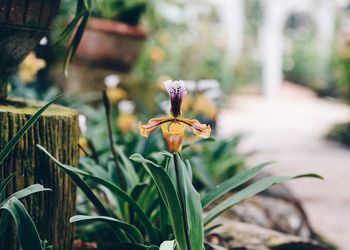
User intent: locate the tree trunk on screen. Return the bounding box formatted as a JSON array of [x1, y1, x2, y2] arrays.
[[0, 97, 79, 250]]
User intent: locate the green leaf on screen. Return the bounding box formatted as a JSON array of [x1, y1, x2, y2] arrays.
[[0, 197, 43, 250], [6, 184, 50, 202], [79, 157, 109, 180], [0, 212, 10, 236], [75, 170, 159, 245], [0, 95, 63, 166], [0, 172, 16, 201], [201, 162, 272, 209], [0, 183, 49, 238], [130, 183, 148, 224], [37, 146, 159, 245], [0, 184, 51, 208], [173, 154, 203, 250], [56, 0, 92, 77], [63, 12, 90, 77], [204, 224, 222, 236], [130, 154, 187, 250], [115, 145, 140, 188], [37, 145, 110, 217], [184, 160, 193, 183], [55, 11, 87, 46], [71, 215, 143, 244], [191, 157, 216, 189], [204, 174, 322, 225]]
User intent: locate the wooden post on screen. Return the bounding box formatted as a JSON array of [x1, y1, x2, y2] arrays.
[[0, 98, 79, 250]]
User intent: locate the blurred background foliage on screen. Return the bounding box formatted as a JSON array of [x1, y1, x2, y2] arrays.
[[6, 0, 350, 148]]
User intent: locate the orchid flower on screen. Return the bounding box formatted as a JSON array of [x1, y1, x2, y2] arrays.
[[138, 80, 211, 153]]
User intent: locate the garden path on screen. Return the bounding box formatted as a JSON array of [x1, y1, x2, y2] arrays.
[[218, 82, 350, 250]]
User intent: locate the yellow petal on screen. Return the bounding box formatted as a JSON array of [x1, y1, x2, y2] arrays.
[[138, 117, 174, 137], [161, 122, 186, 153], [176, 117, 211, 138]]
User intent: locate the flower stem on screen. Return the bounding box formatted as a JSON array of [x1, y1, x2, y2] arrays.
[[173, 153, 191, 250], [102, 90, 127, 190]]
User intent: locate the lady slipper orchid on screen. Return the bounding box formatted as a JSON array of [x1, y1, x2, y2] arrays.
[[138, 80, 211, 153]]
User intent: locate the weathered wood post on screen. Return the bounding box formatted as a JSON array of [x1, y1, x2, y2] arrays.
[[0, 99, 79, 250], [0, 1, 80, 249]]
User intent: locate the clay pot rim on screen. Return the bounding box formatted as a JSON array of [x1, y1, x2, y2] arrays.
[[87, 18, 148, 39]]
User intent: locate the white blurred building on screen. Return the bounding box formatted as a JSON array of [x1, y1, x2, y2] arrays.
[[212, 0, 350, 97]]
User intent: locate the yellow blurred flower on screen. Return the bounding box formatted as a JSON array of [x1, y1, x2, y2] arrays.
[[192, 94, 218, 120], [19, 52, 46, 84], [106, 88, 127, 104], [151, 47, 165, 63], [117, 113, 137, 133]]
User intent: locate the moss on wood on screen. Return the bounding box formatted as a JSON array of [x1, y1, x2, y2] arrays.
[[0, 98, 79, 250]]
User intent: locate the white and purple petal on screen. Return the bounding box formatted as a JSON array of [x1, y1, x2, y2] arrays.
[[163, 80, 187, 117]]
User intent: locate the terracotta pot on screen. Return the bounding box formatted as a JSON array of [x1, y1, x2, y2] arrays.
[[0, 0, 60, 76], [74, 18, 148, 73]]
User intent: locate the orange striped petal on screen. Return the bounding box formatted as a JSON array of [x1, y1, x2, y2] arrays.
[[138, 117, 174, 137], [176, 117, 211, 138], [161, 122, 186, 153]]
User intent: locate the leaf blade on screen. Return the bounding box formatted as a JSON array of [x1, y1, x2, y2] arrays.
[[201, 162, 272, 209], [0, 197, 43, 250], [130, 154, 187, 250], [204, 174, 322, 226], [70, 215, 143, 244]]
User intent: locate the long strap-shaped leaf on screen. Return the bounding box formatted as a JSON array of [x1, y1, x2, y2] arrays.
[[5, 184, 50, 203], [130, 154, 187, 250], [0, 173, 16, 201], [71, 215, 143, 244], [62, 0, 91, 77], [0, 197, 43, 250], [201, 162, 272, 209], [173, 154, 204, 250], [0, 184, 50, 238], [115, 145, 139, 188], [38, 145, 159, 244], [71, 169, 159, 245], [0, 95, 63, 165], [55, 0, 88, 46], [37, 145, 131, 242], [130, 183, 148, 225], [204, 174, 322, 226], [37, 145, 110, 216]]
